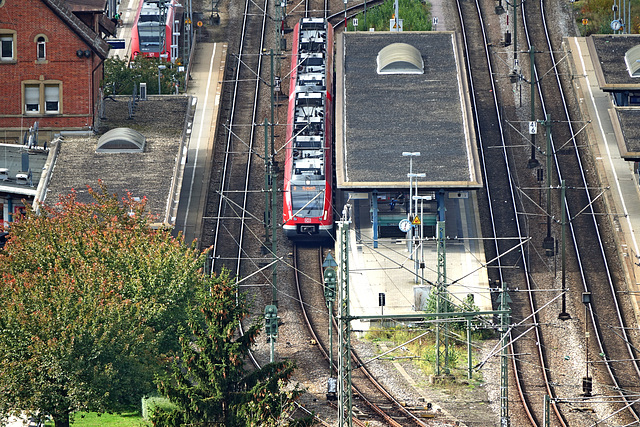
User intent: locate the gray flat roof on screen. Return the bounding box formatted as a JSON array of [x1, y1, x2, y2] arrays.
[[45, 97, 189, 225], [612, 108, 640, 160], [0, 145, 49, 197], [336, 31, 481, 190], [588, 34, 640, 90]]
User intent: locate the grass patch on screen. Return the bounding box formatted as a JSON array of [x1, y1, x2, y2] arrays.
[[364, 326, 493, 383], [43, 412, 151, 426], [346, 0, 432, 32]]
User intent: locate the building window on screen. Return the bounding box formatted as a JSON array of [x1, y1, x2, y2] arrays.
[[23, 82, 62, 115], [1, 34, 14, 61], [44, 85, 59, 113], [37, 36, 46, 60], [25, 85, 40, 113]]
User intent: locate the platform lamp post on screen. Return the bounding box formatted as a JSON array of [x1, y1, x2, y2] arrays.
[[413, 195, 433, 286], [323, 252, 338, 401], [408, 173, 426, 283], [158, 65, 166, 95], [403, 152, 421, 258]]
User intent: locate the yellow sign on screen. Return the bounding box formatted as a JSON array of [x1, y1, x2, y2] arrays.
[[197, 21, 203, 27], [412, 216, 421, 225], [582, 18, 589, 26]]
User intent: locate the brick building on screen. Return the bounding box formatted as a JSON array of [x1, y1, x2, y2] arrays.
[[0, 0, 111, 140]]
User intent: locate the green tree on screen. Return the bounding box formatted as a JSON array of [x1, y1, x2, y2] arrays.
[[151, 273, 311, 427], [102, 56, 185, 96], [0, 184, 204, 427]]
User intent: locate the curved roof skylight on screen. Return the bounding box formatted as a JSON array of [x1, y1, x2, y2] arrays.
[[377, 43, 424, 74]]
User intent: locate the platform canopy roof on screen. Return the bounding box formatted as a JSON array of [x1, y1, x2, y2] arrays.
[[335, 32, 481, 191]]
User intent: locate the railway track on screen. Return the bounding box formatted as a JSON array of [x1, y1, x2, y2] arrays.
[[453, 0, 552, 425], [203, 0, 268, 280], [293, 245, 436, 426], [198, 0, 640, 425], [520, 0, 640, 423], [454, 0, 640, 423]]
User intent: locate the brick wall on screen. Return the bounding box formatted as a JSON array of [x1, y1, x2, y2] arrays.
[[0, 0, 103, 130]]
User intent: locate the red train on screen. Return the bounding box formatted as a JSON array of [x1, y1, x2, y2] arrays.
[[282, 18, 334, 240], [130, 0, 181, 62]]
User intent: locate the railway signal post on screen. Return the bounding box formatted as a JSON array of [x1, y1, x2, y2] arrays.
[[323, 252, 338, 400]]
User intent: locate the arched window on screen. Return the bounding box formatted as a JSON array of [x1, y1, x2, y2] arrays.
[[36, 36, 46, 60]]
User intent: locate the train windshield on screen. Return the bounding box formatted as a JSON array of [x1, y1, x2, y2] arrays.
[[291, 184, 325, 217], [140, 14, 162, 23], [138, 25, 162, 51]]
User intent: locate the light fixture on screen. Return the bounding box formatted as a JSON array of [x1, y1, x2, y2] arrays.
[[76, 49, 84, 57], [84, 50, 91, 58]]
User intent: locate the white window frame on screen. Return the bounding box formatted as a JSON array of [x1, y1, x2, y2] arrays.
[[0, 33, 14, 62], [36, 36, 46, 60]]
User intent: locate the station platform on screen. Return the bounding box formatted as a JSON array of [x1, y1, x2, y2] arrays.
[[337, 191, 492, 332], [566, 37, 640, 319]]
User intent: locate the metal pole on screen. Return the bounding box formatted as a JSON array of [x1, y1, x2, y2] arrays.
[[338, 216, 352, 427], [500, 280, 511, 426], [264, 119, 270, 243], [467, 318, 472, 380], [512, 0, 517, 64], [403, 152, 421, 256], [271, 50, 275, 158], [528, 45, 539, 168], [559, 179, 570, 320], [543, 115, 554, 255], [420, 197, 424, 286]]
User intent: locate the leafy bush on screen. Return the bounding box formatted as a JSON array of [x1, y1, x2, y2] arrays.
[[102, 56, 185, 96]]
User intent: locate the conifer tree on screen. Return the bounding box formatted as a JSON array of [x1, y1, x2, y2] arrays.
[[151, 272, 311, 427]]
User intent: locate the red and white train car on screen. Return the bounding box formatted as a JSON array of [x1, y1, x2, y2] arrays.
[[130, 0, 181, 62], [282, 18, 334, 240]]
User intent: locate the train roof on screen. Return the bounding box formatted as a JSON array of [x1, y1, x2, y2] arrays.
[[335, 32, 482, 190]]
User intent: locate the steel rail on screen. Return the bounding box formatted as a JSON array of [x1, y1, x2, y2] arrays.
[[293, 245, 428, 426], [455, 0, 554, 424], [522, 0, 640, 421], [211, 0, 267, 278]]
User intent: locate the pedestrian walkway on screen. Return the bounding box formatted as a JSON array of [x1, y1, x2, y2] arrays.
[[341, 192, 492, 332], [108, 0, 141, 59], [173, 41, 227, 243], [566, 37, 640, 318]]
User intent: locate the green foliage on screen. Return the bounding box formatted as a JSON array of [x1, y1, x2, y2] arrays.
[[347, 0, 431, 32], [0, 183, 205, 426], [574, 0, 640, 35], [103, 56, 185, 96], [151, 272, 311, 427]]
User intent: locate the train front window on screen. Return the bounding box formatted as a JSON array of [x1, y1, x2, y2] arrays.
[[138, 25, 162, 52], [291, 185, 325, 217]]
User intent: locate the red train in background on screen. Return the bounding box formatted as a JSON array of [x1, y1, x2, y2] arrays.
[[130, 0, 182, 62], [282, 18, 334, 240]]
